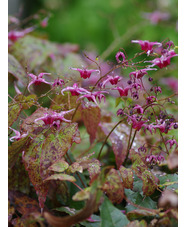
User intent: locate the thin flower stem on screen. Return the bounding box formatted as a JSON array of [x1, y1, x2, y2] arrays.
[[159, 130, 169, 155], [124, 129, 137, 165], [97, 119, 124, 160]]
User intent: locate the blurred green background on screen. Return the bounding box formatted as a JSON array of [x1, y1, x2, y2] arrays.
[[9, 0, 178, 59]]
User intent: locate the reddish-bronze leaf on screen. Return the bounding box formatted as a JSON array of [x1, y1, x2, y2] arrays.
[[81, 103, 101, 144], [22, 134, 49, 209], [119, 166, 134, 189], [8, 190, 41, 215], [99, 123, 146, 169], [102, 168, 124, 204], [40, 123, 81, 179], [8, 103, 22, 127]]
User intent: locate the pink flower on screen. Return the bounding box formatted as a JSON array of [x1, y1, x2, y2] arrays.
[[70, 67, 100, 79], [153, 120, 174, 134], [34, 109, 75, 126], [100, 75, 122, 88], [40, 18, 49, 28], [145, 50, 178, 69], [9, 127, 28, 142], [129, 68, 157, 79], [165, 139, 178, 149], [133, 105, 144, 114], [143, 123, 155, 135], [146, 96, 157, 104], [8, 27, 34, 42], [126, 114, 147, 131], [27, 72, 51, 92], [131, 40, 162, 55], [142, 11, 170, 24], [52, 78, 65, 88], [61, 83, 89, 96], [115, 51, 126, 63], [77, 91, 108, 106], [112, 86, 131, 97]]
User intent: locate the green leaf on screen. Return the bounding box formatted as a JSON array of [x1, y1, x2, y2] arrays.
[[115, 97, 122, 108], [8, 103, 22, 127], [124, 189, 157, 213], [72, 189, 90, 201], [157, 173, 178, 190], [100, 196, 129, 227], [44, 173, 76, 182], [81, 103, 101, 144], [48, 160, 69, 172]]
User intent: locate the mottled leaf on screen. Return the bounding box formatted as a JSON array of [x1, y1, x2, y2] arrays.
[[81, 103, 101, 144], [8, 162, 30, 194], [130, 150, 157, 196], [8, 134, 30, 168], [119, 166, 133, 189], [99, 123, 146, 168], [40, 123, 81, 179], [44, 173, 76, 182], [10, 35, 57, 71], [100, 196, 129, 227], [8, 103, 22, 127], [127, 209, 160, 221], [8, 53, 26, 84], [87, 159, 101, 181], [126, 220, 147, 227], [102, 168, 124, 204], [22, 134, 49, 209], [48, 160, 69, 172], [8, 190, 41, 215], [68, 162, 83, 173], [15, 94, 37, 109]]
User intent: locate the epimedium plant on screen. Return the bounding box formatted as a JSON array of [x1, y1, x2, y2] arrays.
[[8, 15, 178, 227]]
